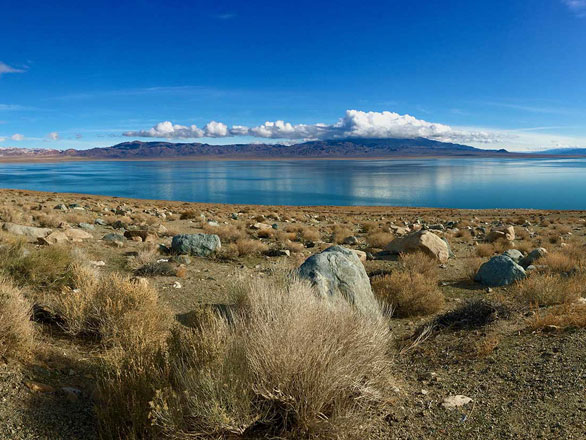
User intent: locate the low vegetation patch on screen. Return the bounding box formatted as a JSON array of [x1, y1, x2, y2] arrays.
[[371, 252, 443, 317], [433, 299, 510, 331]]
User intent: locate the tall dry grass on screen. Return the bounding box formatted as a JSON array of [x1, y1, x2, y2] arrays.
[[0, 278, 35, 360], [98, 278, 393, 439]]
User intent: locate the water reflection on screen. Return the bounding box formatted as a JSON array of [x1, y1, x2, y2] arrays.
[[0, 158, 585, 209]]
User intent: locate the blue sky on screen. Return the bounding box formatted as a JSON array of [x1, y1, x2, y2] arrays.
[[1, 0, 585, 151]]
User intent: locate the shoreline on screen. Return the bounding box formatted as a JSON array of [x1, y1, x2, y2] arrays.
[[0, 188, 581, 214]]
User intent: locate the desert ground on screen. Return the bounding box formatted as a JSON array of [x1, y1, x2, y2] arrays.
[[0, 188, 584, 439]]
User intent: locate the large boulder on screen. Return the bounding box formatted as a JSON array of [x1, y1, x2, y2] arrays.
[[385, 230, 450, 263], [298, 246, 380, 315], [475, 255, 526, 287], [519, 248, 548, 269], [171, 233, 221, 257], [2, 222, 52, 239], [486, 226, 515, 242]]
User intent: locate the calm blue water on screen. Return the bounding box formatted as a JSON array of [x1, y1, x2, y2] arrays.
[[0, 158, 585, 209]]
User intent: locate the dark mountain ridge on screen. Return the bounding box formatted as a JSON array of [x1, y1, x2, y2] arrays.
[[60, 137, 508, 159]]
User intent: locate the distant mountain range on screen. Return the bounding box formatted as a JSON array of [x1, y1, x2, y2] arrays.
[[0, 138, 513, 160], [540, 148, 586, 155]]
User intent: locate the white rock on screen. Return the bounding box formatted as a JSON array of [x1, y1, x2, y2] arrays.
[[442, 395, 473, 409]]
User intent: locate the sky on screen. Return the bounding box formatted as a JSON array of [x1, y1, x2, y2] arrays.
[[1, 0, 585, 151]]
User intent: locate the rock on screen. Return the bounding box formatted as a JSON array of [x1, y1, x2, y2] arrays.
[[486, 226, 515, 242], [38, 231, 69, 246], [251, 222, 272, 230], [442, 395, 473, 409], [94, 218, 107, 226], [102, 233, 126, 247], [428, 224, 445, 231], [474, 255, 526, 287], [171, 233, 221, 257], [271, 223, 279, 230], [78, 222, 95, 230], [390, 225, 410, 235], [2, 222, 52, 239], [64, 228, 92, 242], [207, 220, 219, 227], [298, 245, 380, 315], [230, 213, 239, 220], [89, 260, 106, 267], [519, 248, 548, 269], [153, 224, 168, 235], [385, 230, 450, 263], [173, 281, 182, 289], [502, 249, 524, 263], [352, 249, 367, 263], [61, 387, 82, 403], [265, 249, 291, 257], [54, 204, 68, 211], [24, 381, 55, 393], [343, 235, 359, 245], [124, 230, 156, 242], [112, 220, 127, 229]]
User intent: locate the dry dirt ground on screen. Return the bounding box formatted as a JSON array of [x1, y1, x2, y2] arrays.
[[0, 188, 584, 439]]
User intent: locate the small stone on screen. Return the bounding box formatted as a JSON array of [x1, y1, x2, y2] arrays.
[[442, 395, 473, 409], [173, 281, 182, 289], [24, 381, 55, 393]]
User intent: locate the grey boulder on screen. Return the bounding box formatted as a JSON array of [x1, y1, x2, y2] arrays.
[[298, 245, 380, 315], [475, 255, 526, 287], [502, 249, 524, 264], [171, 233, 221, 257], [2, 222, 52, 239], [519, 248, 548, 269]]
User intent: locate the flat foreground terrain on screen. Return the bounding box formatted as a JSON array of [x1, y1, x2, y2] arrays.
[[0, 189, 584, 439]]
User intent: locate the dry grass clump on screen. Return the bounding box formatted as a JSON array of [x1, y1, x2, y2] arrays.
[[0, 279, 35, 360], [455, 229, 473, 240], [367, 231, 394, 249], [0, 242, 76, 292], [51, 267, 172, 348], [179, 210, 199, 220], [203, 223, 245, 243], [372, 253, 443, 318], [528, 303, 586, 330], [235, 238, 269, 256], [513, 273, 583, 306], [34, 213, 62, 228], [147, 278, 392, 439], [134, 262, 178, 277], [476, 243, 495, 257], [464, 257, 485, 281], [542, 245, 586, 274], [331, 225, 354, 244]]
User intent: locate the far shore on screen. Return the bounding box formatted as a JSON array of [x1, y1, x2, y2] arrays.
[[0, 152, 580, 164]]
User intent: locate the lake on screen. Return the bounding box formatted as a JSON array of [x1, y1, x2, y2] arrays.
[[0, 157, 585, 209]]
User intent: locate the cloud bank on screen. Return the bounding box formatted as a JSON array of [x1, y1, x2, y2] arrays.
[[124, 110, 499, 144]]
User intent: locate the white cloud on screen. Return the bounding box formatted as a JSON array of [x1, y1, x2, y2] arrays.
[[562, 0, 586, 15], [0, 62, 25, 77], [0, 137, 5, 142], [11, 133, 24, 141], [123, 110, 499, 144], [47, 132, 59, 140]]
